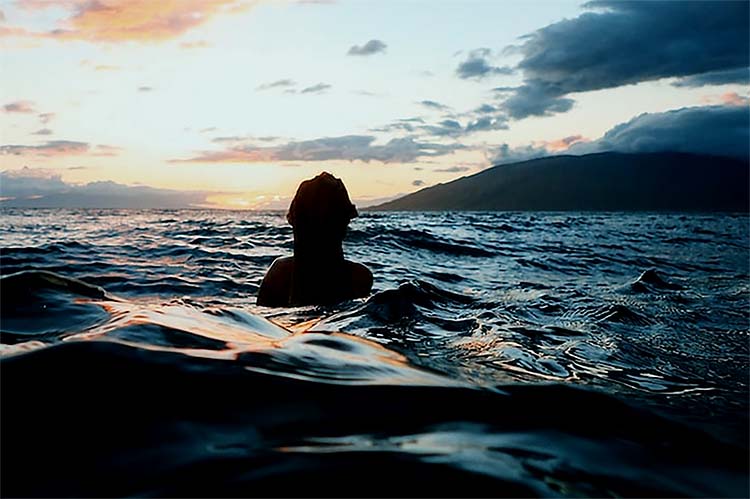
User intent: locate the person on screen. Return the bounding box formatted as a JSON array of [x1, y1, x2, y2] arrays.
[[257, 172, 373, 307]]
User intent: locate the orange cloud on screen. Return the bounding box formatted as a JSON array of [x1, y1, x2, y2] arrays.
[[538, 135, 588, 152], [700, 92, 750, 107], [721, 92, 749, 107], [171, 149, 278, 163], [92, 144, 124, 156], [5, 0, 257, 42], [3, 100, 36, 113]]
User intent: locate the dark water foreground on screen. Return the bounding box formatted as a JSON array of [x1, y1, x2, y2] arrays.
[[1, 210, 748, 497]]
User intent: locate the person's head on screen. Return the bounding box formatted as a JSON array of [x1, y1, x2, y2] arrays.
[[287, 172, 357, 256]]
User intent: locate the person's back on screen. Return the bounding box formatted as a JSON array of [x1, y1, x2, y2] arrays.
[[257, 172, 373, 307]]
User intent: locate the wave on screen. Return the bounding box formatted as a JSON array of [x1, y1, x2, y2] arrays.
[[4, 337, 747, 497]]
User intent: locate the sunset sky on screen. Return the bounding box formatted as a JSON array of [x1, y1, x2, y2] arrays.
[[1, 0, 748, 209]]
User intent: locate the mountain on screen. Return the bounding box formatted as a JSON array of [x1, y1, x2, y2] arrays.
[[371, 152, 749, 212]]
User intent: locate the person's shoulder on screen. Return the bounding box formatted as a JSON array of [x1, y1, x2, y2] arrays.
[[269, 256, 294, 273], [257, 256, 294, 306], [347, 261, 373, 298]]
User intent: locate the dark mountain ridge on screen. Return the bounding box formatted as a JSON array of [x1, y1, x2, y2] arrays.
[[371, 152, 749, 212]]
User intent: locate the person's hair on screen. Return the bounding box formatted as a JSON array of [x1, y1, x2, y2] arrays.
[[286, 172, 357, 259]]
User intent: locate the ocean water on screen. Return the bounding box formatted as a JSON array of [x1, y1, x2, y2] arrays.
[[1, 208, 748, 497]]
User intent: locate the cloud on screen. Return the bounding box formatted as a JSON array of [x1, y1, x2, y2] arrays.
[[3, 0, 253, 43], [568, 104, 750, 159], [370, 117, 425, 133], [38, 112, 55, 124], [1, 140, 89, 157], [347, 39, 387, 56], [256, 79, 296, 91], [490, 104, 749, 165], [171, 134, 463, 164], [501, 82, 575, 119], [419, 100, 450, 111], [418, 112, 509, 138], [420, 119, 463, 137], [541, 135, 587, 152], [138, 86, 153, 92], [92, 144, 123, 156], [490, 143, 552, 165], [179, 40, 211, 49], [32, 128, 53, 135], [80, 59, 120, 71], [502, 1, 750, 118], [672, 67, 750, 88], [464, 115, 509, 134], [300, 82, 331, 94], [211, 135, 279, 145], [0, 168, 210, 209], [354, 89, 381, 97], [714, 92, 750, 107], [412, 179, 425, 187], [434, 166, 470, 173], [455, 48, 513, 80], [3, 100, 35, 113]]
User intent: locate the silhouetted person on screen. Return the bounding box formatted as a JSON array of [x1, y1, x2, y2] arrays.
[[257, 172, 373, 307]]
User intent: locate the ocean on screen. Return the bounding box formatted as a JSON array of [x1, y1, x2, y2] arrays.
[[1, 209, 748, 497]]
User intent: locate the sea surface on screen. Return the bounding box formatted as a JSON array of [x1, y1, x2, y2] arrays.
[[1, 209, 748, 497]]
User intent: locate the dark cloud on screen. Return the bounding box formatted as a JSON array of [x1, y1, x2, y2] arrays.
[[171, 134, 463, 164], [32, 128, 53, 136], [1, 140, 89, 156], [38, 112, 55, 124], [412, 179, 425, 187], [138, 86, 153, 92], [502, 1, 750, 118], [418, 112, 508, 138], [3, 100, 35, 113], [490, 104, 749, 165], [212, 136, 245, 144], [502, 82, 575, 119], [300, 83, 331, 94], [456, 48, 513, 80], [211, 135, 280, 145], [420, 119, 463, 137], [0, 169, 210, 209], [256, 79, 296, 91], [569, 104, 749, 159], [474, 104, 497, 114], [434, 166, 470, 173], [347, 39, 387, 56], [419, 100, 450, 111], [464, 115, 509, 133], [672, 67, 750, 88], [370, 117, 425, 133], [490, 143, 551, 165]]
